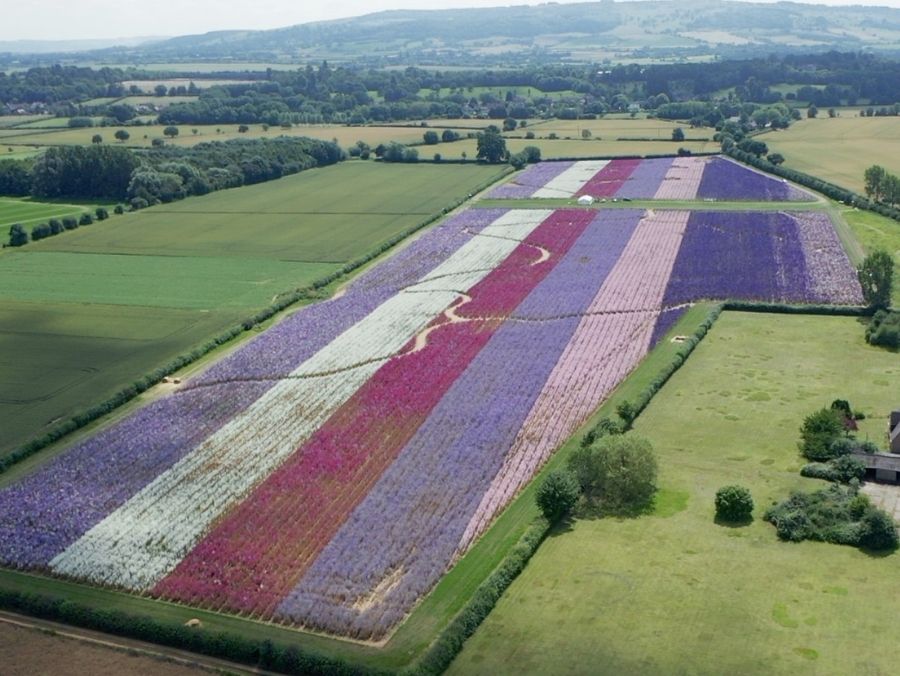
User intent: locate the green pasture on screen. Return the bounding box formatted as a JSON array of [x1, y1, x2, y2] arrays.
[[438, 136, 715, 160], [0, 115, 50, 128], [0, 300, 246, 455], [0, 197, 91, 230], [451, 312, 900, 676], [840, 207, 900, 306], [761, 116, 900, 194], [32, 162, 505, 262], [0, 251, 334, 309]]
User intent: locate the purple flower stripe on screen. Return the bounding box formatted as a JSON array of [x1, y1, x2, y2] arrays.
[[662, 211, 809, 305], [275, 210, 641, 640], [487, 161, 575, 198], [792, 211, 864, 304], [697, 157, 815, 202], [614, 157, 674, 199], [0, 209, 506, 570], [649, 306, 687, 347]]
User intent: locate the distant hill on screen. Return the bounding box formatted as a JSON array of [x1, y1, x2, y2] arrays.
[[10, 1, 900, 65], [0, 37, 164, 54]]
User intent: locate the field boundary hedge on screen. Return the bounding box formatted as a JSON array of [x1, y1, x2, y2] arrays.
[[0, 166, 512, 474], [725, 147, 900, 224], [722, 300, 871, 316]]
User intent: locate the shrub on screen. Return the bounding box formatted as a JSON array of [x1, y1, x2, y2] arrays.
[[765, 484, 897, 551], [799, 407, 844, 461], [62, 217, 78, 230], [715, 485, 754, 522], [114, 204, 125, 214], [866, 310, 900, 349], [95, 207, 109, 220], [7, 223, 28, 247], [831, 455, 867, 483], [78, 213, 93, 226], [535, 470, 581, 523], [858, 510, 899, 550]]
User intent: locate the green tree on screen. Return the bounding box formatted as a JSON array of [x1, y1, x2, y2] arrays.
[[715, 485, 754, 522], [7, 223, 27, 247], [91, 134, 103, 144], [568, 435, 658, 515], [535, 469, 581, 523], [423, 130, 439, 145], [114, 129, 130, 143], [766, 152, 785, 165], [476, 125, 507, 163], [502, 117, 517, 132], [671, 127, 685, 142], [864, 165, 886, 200], [857, 250, 893, 310], [799, 407, 845, 461], [163, 126, 180, 139], [807, 104, 818, 118]]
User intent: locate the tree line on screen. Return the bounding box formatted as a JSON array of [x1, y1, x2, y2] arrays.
[[0, 137, 344, 209]]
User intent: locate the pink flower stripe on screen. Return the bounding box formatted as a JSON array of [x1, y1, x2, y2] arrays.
[[152, 209, 596, 616], [653, 157, 707, 200], [576, 158, 641, 197], [457, 210, 690, 552]]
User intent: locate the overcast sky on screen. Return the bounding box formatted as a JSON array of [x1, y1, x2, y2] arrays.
[[3, 0, 899, 42]]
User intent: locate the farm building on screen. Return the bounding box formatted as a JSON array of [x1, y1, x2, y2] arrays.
[[891, 409, 900, 454]]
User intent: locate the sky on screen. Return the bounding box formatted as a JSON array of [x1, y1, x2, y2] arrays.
[[3, 0, 899, 42]]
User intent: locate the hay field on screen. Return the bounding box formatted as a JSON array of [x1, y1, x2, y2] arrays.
[[762, 116, 900, 193]]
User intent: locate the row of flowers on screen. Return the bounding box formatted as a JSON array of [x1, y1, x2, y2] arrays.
[[151, 209, 596, 617], [488, 156, 816, 202]]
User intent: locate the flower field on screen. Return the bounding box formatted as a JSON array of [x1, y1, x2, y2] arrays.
[[489, 155, 816, 201], [0, 206, 860, 641]]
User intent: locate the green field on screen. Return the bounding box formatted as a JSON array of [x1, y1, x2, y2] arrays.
[[839, 207, 900, 306], [762, 116, 900, 194], [0, 300, 247, 455], [33, 162, 505, 262], [450, 312, 900, 675], [0, 162, 506, 456], [0, 197, 92, 230]]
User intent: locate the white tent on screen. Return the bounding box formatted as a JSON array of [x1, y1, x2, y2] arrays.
[[577, 194, 595, 205]]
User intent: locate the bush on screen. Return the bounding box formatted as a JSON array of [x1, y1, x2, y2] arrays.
[[858, 509, 899, 550], [78, 213, 93, 226], [535, 470, 580, 523], [715, 485, 754, 522], [866, 310, 900, 349], [114, 204, 125, 214], [95, 207, 109, 220], [799, 407, 845, 461], [765, 484, 897, 551], [7, 223, 28, 247], [62, 217, 78, 230], [831, 455, 867, 483]]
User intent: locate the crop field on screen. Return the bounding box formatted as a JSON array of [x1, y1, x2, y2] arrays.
[[761, 116, 900, 193], [0, 197, 92, 230], [0, 162, 504, 456], [450, 312, 900, 676], [0, 196, 863, 642], [521, 117, 711, 140], [0, 124, 438, 149], [489, 156, 815, 201], [438, 137, 716, 160], [35, 162, 507, 262]]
